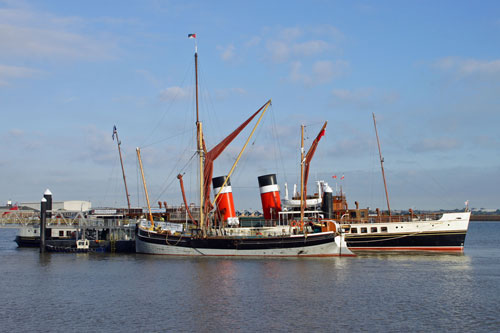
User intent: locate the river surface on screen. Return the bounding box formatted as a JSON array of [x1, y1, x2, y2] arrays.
[[1, 222, 499, 332]]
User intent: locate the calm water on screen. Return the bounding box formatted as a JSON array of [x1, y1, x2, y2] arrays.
[[1, 222, 499, 332]]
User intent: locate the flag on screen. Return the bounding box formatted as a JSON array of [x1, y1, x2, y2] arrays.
[[319, 129, 326, 138], [112, 125, 117, 140], [188, 33, 196, 39], [332, 175, 337, 179], [341, 175, 345, 180]]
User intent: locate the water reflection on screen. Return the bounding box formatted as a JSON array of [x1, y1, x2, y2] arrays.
[[0, 223, 499, 332]]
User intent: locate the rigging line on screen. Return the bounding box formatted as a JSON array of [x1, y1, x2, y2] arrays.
[[136, 156, 142, 208], [151, 127, 197, 200], [231, 108, 268, 185], [379, 121, 457, 208], [197, 64, 222, 144], [139, 129, 192, 149], [154, 151, 198, 201], [270, 105, 287, 184], [102, 154, 119, 207], [140, 58, 192, 148]]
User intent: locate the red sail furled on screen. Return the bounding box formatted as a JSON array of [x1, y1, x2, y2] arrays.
[[203, 101, 269, 221], [177, 174, 197, 225], [303, 121, 328, 204]]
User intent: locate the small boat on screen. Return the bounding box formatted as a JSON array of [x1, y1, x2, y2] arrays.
[[45, 239, 90, 253], [135, 35, 353, 257]]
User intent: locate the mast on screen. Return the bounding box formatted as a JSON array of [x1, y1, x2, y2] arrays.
[[194, 39, 205, 232], [372, 113, 391, 216], [113, 126, 131, 212], [136, 148, 154, 229], [300, 124, 305, 225]]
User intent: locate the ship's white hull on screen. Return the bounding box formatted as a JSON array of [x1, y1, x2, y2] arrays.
[[345, 212, 471, 252]]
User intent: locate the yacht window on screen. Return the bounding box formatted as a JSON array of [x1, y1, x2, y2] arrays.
[[381, 227, 388, 232], [351, 228, 358, 234], [371, 227, 378, 233], [66, 231, 72, 236], [361, 227, 367, 233], [59, 231, 64, 237]]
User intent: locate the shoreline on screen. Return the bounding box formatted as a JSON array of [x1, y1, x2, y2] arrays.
[[470, 215, 500, 222]]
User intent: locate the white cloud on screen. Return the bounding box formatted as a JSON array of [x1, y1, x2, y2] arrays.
[[409, 138, 461, 153], [214, 87, 247, 100], [332, 88, 373, 101], [0, 64, 40, 86], [244, 36, 261, 48], [293, 40, 329, 57], [279, 27, 303, 41], [290, 60, 348, 86], [135, 69, 161, 87], [330, 88, 398, 108], [7, 128, 24, 137], [159, 86, 190, 101], [310, 25, 344, 40], [312, 60, 348, 83], [217, 44, 236, 62], [434, 57, 500, 77], [266, 40, 290, 63], [0, 23, 115, 60], [0, 4, 116, 62], [79, 125, 116, 164]]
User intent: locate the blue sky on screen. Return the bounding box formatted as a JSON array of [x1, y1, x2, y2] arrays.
[[1, 0, 499, 211]]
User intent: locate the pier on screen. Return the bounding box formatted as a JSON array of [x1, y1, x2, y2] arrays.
[[1, 210, 136, 253]]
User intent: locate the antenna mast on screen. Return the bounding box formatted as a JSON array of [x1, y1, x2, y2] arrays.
[[300, 124, 305, 225], [373, 113, 391, 216], [113, 126, 131, 212]]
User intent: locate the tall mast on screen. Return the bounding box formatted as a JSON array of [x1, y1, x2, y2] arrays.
[[300, 124, 305, 225], [113, 126, 131, 212], [194, 40, 204, 231], [136, 148, 154, 229], [373, 113, 391, 216]]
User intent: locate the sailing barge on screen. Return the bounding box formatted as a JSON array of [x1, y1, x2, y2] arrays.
[[135, 35, 353, 257]]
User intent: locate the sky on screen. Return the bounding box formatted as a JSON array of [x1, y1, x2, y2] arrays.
[[1, 0, 499, 211]]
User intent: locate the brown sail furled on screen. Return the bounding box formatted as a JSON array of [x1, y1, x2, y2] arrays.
[[202, 101, 269, 223], [303, 121, 327, 205]]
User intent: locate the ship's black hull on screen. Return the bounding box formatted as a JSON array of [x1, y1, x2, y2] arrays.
[[346, 231, 467, 251], [136, 228, 353, 256], [137, 229, 336, 250], [15, 237, 135, 253], [15, 236, 40, 247]]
